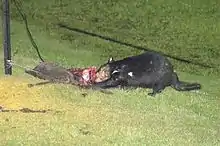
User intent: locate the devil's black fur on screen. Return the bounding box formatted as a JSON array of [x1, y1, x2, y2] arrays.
[[93, 51, 201, 96]]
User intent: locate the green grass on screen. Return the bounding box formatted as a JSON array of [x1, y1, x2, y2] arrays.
[[0, 0, 220, 145]]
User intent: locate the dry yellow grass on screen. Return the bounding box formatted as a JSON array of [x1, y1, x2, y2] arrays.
[[0, 76, 67, 111]]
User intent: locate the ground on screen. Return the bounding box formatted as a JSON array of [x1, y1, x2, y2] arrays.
[[0, 0, 220, 145]]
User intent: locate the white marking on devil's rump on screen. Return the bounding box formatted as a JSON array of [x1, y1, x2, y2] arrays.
[[112, 70, 119, 74], [150, 61, 153, 64], [128, 72, 133, 77]]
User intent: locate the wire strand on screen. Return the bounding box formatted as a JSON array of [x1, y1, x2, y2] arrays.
[[12, 0, 45, 62], [6, 59, 32, 70]]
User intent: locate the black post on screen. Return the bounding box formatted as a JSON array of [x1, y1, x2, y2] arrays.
[[2, 0, 12, 75]]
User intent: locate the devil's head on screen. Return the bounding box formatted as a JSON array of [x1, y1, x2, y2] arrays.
[[95, 57, 115, 82]]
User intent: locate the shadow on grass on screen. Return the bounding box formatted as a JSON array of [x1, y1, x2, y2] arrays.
[[57, 23, 213, 69]]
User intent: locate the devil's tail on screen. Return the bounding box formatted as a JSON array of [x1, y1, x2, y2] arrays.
[[171, 72, 201, 91]]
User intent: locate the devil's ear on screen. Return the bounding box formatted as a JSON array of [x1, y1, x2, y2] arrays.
[[108, 57, 114, 63]]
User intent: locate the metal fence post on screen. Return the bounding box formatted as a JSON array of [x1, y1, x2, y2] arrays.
[[2, 0, 12, 75]]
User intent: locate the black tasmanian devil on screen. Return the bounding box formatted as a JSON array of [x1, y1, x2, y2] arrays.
[[93, 51, 201, 96]]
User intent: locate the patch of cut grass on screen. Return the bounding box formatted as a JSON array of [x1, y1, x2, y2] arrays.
[[0, 75, 219, 145], [0, 0, 219, 145]]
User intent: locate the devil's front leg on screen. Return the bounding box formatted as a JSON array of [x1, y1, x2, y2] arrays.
[[80, 77, 122, 90], [77, 78, 120, 94], [92, 78, 122, 89], [92, 69, 129, 89]]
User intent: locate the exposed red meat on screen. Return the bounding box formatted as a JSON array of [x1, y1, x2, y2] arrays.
[[67, 66, 97, 86]]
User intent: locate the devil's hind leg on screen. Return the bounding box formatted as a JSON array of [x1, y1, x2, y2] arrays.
[[147, 82, 166, 97]]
